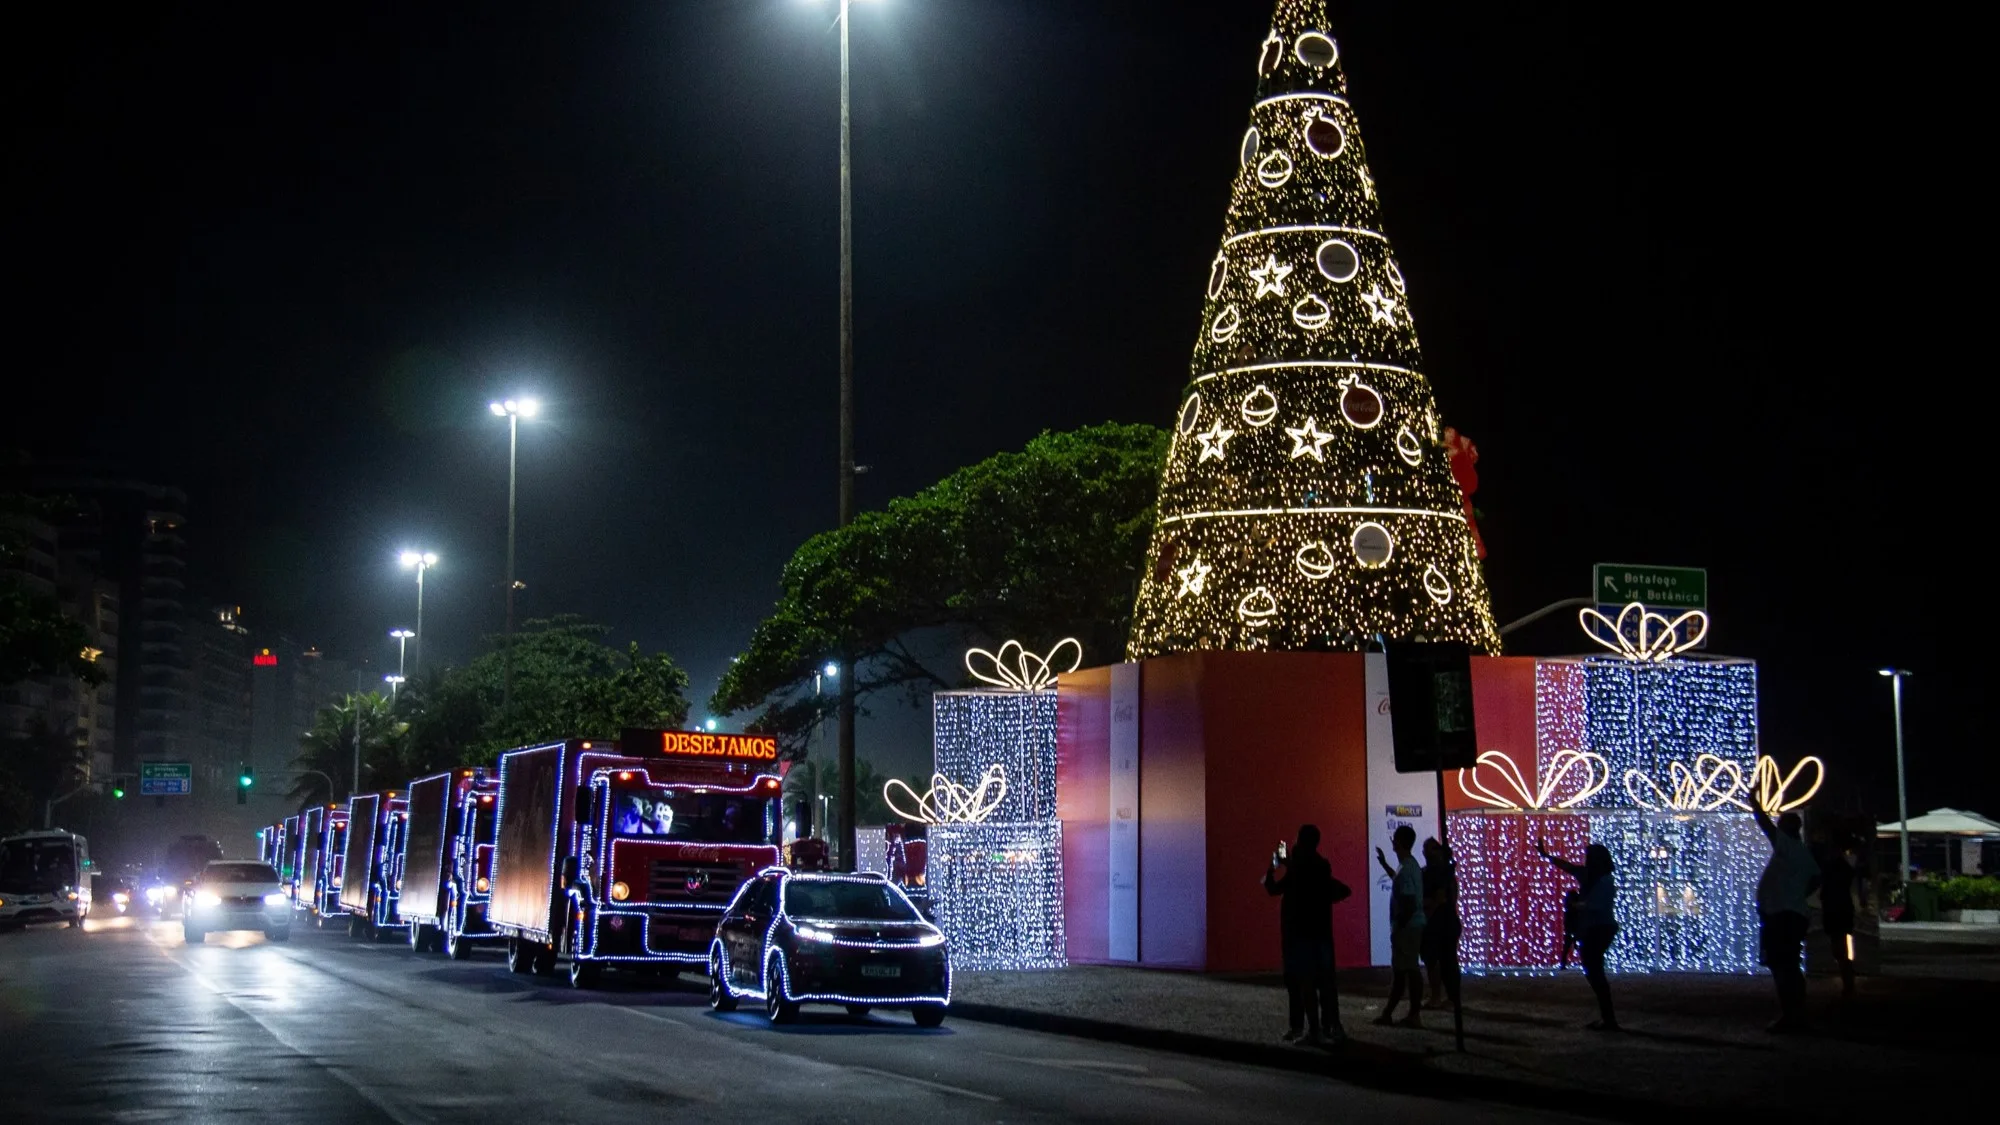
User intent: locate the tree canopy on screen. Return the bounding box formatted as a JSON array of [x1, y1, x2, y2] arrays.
[[288, 615, 692, 807], [712, 422, 1167, 755]]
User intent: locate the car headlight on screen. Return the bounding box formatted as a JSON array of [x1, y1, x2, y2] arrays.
[[264, 892, 288, 906], [474, 877, 489, 893], [113, 892, 130, 905], [608, 881, 630, 902], [794, 924, 837, 944], [195, 891, 222, 908], [915, 930, 945, 947], [145, 887, 163, 904], [163, 886, 179, 899]]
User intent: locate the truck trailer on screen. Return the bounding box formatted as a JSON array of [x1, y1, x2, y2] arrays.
[[398, 769, 501, 956], [487, 731, 783, 987], [338, 791, 408, 940]]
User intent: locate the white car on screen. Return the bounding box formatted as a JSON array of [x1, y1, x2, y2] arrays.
[[185, 860, 291, 943]]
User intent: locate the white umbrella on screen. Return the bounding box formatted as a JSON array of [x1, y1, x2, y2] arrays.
[[1875, 808, 2000, 837]]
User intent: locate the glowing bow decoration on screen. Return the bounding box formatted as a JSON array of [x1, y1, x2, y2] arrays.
[[1623, 754, 1747, 811], [883, 764, 1008, 825], [1751, 754, 1824, 814], [1458, 748, 1609, 810], [965, 638, 1083, 693], [1579, 601, 1710, 663]]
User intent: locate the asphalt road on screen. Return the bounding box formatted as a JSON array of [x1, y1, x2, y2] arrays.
[[2, 914, 1554, 1124]]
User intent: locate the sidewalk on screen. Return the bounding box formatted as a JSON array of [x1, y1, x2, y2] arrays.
[[949, 929, 1997, 1120]]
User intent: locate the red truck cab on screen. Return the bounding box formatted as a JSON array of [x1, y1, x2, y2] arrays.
[[487, 730, 782, 988]]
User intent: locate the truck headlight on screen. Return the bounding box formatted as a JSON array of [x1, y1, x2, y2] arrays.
[[195, 891, 222, 908], [475, 877, 489, 893], [609, 881, 630, 902], [264, 893, 287, 906]]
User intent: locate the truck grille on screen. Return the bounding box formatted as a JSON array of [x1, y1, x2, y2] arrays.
[[646, 860, 740, 906]]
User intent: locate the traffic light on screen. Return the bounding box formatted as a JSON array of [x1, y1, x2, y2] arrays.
[[111, 783, 125, 799], [237, 763, 253, 804]]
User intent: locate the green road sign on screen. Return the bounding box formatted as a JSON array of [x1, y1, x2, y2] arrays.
[[139, 760, 193, 796], [1593, 563, 1707, 609]]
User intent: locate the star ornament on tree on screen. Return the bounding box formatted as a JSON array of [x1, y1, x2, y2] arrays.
[[1248, 254, 1294, 298], [1359, 283, 1399, 327], [1195, 417, 1237, 461], [1174, 555, 1213, 598], [1285, 416, 1336, 461]]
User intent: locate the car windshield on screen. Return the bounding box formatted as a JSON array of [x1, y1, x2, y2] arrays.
[[204, 863, 279, 884], [0, 839, 77, 894], [783, 879, 920, 922], [611, 790, 772, 845]]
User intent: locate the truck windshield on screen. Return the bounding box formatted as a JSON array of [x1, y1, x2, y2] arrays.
[[611, 790, 772, 846], [783, 879, 919, 922], [0, 838, 77, 894]]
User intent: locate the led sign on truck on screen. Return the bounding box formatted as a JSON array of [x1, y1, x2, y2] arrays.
[[622, 729, 778, 762]]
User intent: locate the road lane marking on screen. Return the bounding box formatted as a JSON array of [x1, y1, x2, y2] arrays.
[[146, 931, 432, 1125], [842, 1064, 1003, 1103]]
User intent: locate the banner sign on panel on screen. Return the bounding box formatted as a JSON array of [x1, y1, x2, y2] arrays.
[[1108, 662, 1141, 963], [1364, 653, 1440, 967]]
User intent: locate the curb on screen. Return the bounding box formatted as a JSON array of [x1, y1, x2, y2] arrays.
[[948, 1001, 1676, 1123]]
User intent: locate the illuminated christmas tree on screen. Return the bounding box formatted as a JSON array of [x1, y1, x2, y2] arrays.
[[1127, 0, 1501, 659]]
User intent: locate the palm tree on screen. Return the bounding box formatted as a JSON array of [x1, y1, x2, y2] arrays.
[[288, 693, 407, 807]]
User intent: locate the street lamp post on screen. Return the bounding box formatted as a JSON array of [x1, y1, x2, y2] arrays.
[[398, 552, 438, 673], [832, 0, 861, 874], [390, 629, 414, 689], [1879, 668, 1914, 883], [489, 397, 539, 715]]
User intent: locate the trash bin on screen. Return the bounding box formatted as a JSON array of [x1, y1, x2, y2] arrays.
[[1905, 881, 1940, 922]]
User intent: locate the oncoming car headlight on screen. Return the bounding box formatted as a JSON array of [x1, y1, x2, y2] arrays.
[[263, 892, 287, 906], [195, 891, 222, 908]]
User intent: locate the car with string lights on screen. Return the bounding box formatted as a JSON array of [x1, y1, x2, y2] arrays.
[[709, 869, 950, 1026]]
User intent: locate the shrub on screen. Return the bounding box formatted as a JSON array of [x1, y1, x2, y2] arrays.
[[1936, 875, 2000, 910]]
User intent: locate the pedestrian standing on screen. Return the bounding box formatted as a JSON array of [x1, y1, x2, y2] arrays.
[[1755, 806, 1820, 1031], [1372, 825, 1427, 1027], [1537, 840, 1620, 1030], [1264, 824, 1353, 1046], [1419, 837, 1456, 1009], [1815, 832, 1860, 998]]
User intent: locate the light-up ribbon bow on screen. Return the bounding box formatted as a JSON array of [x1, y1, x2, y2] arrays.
[[1623, 753, 1748, 811], [964, 638, 1083, 692], [883, 764, 1009, 825], [1749, 755, 1824, 814], [1457, 748, 1609, 810], [1578, 601, 1710, 663]]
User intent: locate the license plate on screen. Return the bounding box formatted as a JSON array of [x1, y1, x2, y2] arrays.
[[860, 964, 901, 979]]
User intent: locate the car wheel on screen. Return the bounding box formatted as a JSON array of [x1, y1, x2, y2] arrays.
[[185, 925, 205, 945], [267, 927, 291, 943], [912, 1003, 946, 1029], [845, 1005, 872, 1019], [447, 926, 470, 960], [68, 913, 84, 929], [709, 950, 738, 1012], [764, 955, 799, 1024]]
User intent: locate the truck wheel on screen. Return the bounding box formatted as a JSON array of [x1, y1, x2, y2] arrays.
[[764, 955, 799, 1024], [507, 937, 533, 973], [408, 922, 425, 951], [569, 954, 601, 989], [447, 927, 470, 960], [709, 951, 738, 1012], [912, 1004, 946, 1029], [533, 943, 558, 977]]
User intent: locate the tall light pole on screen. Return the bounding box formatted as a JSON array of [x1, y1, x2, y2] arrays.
[[1879, 668, 1914, 883], [390, 629, 414, 691], [831, 0, 863, 873], [398, 551, 438, 673], [489, 397, 539, 715]]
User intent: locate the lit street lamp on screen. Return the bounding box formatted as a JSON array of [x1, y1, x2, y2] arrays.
[[390, 628, 415, 689], [1879, 667, 1914, 883], [489, 397, 539, 714], [383, 673, 406, 698], [398, 551, 438, 673]]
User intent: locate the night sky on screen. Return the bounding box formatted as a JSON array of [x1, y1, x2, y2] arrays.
[[10, 4, 1972, 814]]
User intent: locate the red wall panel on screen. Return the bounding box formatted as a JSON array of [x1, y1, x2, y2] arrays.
[[1452, 656, 1541, 811]]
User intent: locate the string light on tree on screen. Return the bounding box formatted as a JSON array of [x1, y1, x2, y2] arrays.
[[1127, 0, 1499, 659]]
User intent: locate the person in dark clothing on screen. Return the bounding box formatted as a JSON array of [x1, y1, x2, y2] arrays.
[[1816, 833, 1860, 997], [1755, 806, 1820, 1031], [1418, 837, 1460, 1009], [1265, 823, 1352, 1046], [1538, 840, 1620, 1030]]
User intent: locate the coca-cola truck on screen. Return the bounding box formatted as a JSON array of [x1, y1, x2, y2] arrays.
[[302, 804, 349, 925], [398, 768, 501, 957], [487, 731, 783, 987], [338, 791, 408, 940]]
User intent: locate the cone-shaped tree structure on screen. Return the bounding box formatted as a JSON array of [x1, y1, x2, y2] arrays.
[[1127, 0, 1501, 659]]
